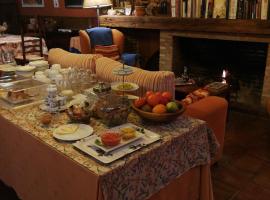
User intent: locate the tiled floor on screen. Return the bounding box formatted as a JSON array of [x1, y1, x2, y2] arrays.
[[1, 110, 270, 200], [212, 111, 270, 200]]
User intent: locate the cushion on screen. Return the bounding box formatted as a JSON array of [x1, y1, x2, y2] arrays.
[[182, 88, 210, 106], [94, 45, 120, 61], [86, 27, 113, 47], [121, 53, 138, 66]]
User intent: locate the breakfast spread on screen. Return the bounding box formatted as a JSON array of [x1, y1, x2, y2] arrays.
[[55, 124, 79, 135]]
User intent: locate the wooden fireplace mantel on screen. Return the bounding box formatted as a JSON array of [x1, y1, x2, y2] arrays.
[[99, 15, 270, 37]]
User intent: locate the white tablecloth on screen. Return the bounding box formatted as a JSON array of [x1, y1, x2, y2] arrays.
[[0, 34, 48, 64]]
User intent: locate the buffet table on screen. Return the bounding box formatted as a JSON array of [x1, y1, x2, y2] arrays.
[[0, 105, 218, 200], [0, 34, 48, 64]]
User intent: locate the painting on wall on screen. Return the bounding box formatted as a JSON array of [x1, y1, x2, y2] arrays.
[[21, 0, 45, 7], [65, 0, 83, 7]]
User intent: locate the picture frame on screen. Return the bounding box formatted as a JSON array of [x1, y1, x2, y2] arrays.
[[53, 0, 60, 8], [21, 0, 45, 7], [64, 0, 83, 8]]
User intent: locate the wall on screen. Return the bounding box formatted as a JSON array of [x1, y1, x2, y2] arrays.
[[0, 0, 19, 33], [17, 0, 96, 17]]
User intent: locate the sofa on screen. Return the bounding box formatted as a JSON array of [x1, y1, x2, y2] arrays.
[[48, 48, 228, 163]]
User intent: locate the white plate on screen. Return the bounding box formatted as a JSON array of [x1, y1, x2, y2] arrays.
[[53, 124, 93, 141], [112, 66, 133, 76], [73, 123, 161, 164], [89, 125, 144, 153], [16, 65, 36, 72], [111, 82, 139, 92], [126, 94, 139, 100]]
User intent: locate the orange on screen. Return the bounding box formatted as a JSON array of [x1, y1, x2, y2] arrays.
[[147, 94, 160, 107], [152, 104, 167, 114]]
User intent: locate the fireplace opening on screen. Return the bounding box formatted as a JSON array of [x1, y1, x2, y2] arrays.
[[172, 37, 268, 110]]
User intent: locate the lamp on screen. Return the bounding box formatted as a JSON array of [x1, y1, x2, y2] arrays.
[[83, 0, 112, 27]]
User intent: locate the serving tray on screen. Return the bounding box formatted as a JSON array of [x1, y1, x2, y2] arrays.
[[73, 123, 161, 164]]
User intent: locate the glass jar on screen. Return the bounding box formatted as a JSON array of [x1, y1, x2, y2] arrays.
[[90, 82, 130, 127], [97, 95, 130, 127]]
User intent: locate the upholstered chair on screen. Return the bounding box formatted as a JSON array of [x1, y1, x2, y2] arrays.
[[79, 28, 124, 55], [79, 27, 138, 66]]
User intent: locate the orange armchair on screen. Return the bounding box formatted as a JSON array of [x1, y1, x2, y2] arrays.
[[79, 29, 125, 54]]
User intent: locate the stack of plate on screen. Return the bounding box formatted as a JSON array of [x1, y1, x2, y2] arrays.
[[0, 65, 16, 78], [29, 60, 49, 71], [16, 65, 36, 77]]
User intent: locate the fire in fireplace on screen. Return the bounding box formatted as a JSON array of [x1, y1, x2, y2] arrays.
[[172, 37, 268, 110]]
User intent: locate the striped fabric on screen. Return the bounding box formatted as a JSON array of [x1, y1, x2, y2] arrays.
[[94, 45, 120, 61], [48, 48, 102, 73], [95, 57, 175, 97], [48, 49, 175, 98]]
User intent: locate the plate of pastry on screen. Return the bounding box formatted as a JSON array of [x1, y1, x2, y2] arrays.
[[53, 124, 93, 141]]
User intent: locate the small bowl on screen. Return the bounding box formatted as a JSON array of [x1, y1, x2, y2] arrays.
[[131, 102, 185, 122], [101, 132, 121, 147], [66, 106, 91, 124]]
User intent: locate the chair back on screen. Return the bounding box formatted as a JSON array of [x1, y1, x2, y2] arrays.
[[19, 16, 44, 64]]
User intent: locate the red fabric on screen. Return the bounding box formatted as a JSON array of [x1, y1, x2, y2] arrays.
[[94, 45, 120, 60], [184, 96, 228, 163]]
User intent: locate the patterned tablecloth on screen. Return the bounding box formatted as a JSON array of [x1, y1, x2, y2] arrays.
[[0, 34, 48, 64], [0, 106, 219, 200]]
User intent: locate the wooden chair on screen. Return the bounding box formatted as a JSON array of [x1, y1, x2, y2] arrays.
[[15, 16, 44, 65]]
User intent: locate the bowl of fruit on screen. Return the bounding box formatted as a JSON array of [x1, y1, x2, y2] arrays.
[[131, 91, 185, 122]]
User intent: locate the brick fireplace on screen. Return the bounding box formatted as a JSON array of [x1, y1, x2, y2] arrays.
[[159, 31, 270, 109]]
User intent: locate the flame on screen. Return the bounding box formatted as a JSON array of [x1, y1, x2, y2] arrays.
[[222, 70, 226, 78], [222, 70, 227, 83]]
